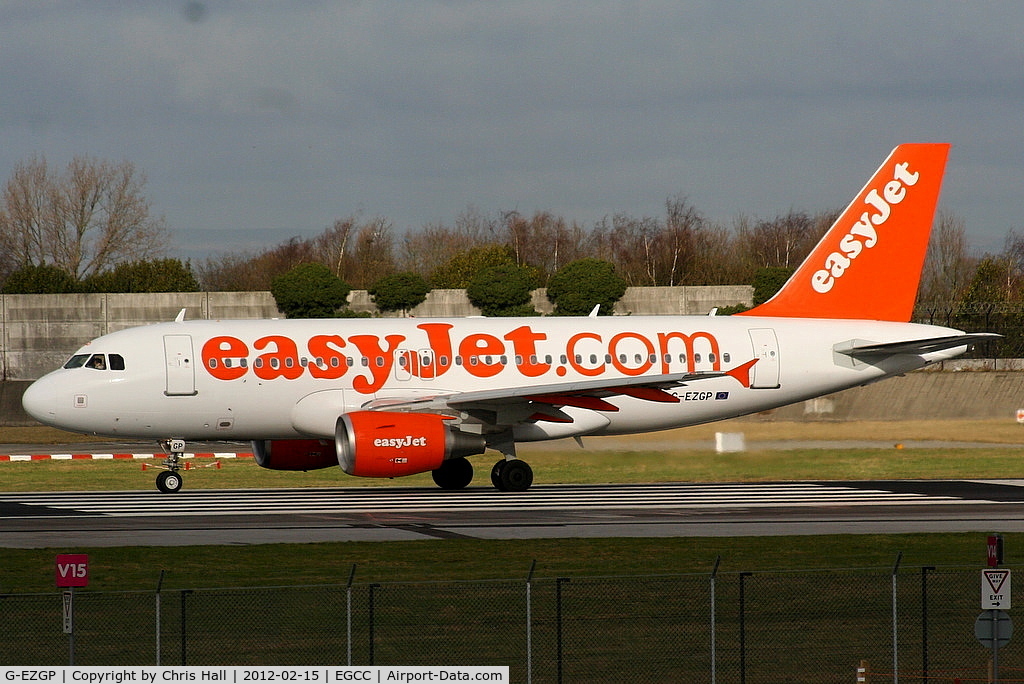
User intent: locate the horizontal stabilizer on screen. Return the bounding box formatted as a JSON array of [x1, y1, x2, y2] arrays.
[[836, 333, 1001, 357]]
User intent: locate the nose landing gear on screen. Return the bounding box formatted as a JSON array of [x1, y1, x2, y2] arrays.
[[154, 439, 186, 493], [156, 468, 183, 493]]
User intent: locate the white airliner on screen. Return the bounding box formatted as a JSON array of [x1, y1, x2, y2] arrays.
[[22, 143, 995, 493]]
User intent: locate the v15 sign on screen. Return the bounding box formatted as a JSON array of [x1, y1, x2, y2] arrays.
[[55, 554, 89, 587]]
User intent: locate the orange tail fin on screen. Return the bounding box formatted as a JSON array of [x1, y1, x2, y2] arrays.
[[738, 143, 950, 322]]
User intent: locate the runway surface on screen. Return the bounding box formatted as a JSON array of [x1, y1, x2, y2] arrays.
[[4, 480, 1024, 547]]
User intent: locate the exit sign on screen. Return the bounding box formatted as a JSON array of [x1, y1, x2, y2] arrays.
[[55, 554, 89, 587], [982, 569, 1012, 610]]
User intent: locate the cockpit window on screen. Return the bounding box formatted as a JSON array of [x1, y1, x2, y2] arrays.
[[62, 353, 126, 371], [63, 354, 90, 369]]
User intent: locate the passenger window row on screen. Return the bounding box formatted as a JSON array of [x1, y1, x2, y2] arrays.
[[208, 350, 734, 371]]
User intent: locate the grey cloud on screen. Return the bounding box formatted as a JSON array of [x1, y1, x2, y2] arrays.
[[0, 2, 1021, 259]]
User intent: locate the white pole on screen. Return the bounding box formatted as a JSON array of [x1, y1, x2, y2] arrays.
[[711, 556, 721, 684], [891, 552, 902, 684], [156, 570, 165, 665], [526, 560, 536, 684], [346, 564, 356, 666]]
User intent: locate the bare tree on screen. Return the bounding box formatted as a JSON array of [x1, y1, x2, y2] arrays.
[[311, 217, 357, 278], [593, 213, 663, 286], [453, 205, 501, 244], [345, 218, 395, 289], [196, 236, 316, 291], [504, 210, 588, 284], [998, 227, 1024, 302], [918, 210, 976, 306], [195, 251, 261, 291], [659, 194, 700, 286], [0, 157, 50, 277], [733, 209, 834, 276], [397, 210, 496, 278], [0, 155, 168, 279], [683, 221, 738, 285]]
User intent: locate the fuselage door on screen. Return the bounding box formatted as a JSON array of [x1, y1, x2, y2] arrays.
[[748, 328, 781, 389], [394, 349, 437, 381], [395, 349, 413, 381], [417, 349, 436, 380], [164, 334, 197, 396]]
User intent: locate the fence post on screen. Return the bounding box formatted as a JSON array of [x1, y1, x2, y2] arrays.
[[155, 570, 165, 666], [180, 589, 193, 666], [921, 566, 934, 681], [526, 560, 536, 684], [891, 552, 902, 684], [368, 583, 380, 666], [556, 577, 570, 684], [857, 659, 870, 683], [739, 572, 752, 684], [710, 556, 721, 684], [346, 564, 356, 666]]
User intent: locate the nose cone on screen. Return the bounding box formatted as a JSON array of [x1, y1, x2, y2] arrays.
[[22, 375, 59, 425]]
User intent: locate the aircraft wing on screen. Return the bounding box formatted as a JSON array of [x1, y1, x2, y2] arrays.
[[360, 358, 758, 424], [837, 333, 1001, 357]]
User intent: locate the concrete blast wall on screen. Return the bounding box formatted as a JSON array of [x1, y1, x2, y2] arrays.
[[1, 292, 282, 382], [1, 286, 753, 381]]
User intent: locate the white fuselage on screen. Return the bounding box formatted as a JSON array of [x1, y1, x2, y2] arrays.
[[22, 315, 966, 442]]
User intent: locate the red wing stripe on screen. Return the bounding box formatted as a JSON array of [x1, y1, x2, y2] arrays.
[[526, 394, 620, 412], [528, 412, 575, 423], [615, 387, 680, 403]]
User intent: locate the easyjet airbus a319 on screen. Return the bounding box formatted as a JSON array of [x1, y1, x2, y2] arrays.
[[22, 144, 996, 493]]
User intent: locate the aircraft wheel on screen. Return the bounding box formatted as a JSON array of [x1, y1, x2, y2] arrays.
[[432, 457, 474, 490], [156, 470, 183, 494], [490, 460, 508, 491], [500, 459, 533, 492]]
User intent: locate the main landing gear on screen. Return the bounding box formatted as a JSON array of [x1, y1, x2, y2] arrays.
[[431, 456, 474, 490], [490, 458, 534, 492], [430, 456, 534, 492], [487, 432, 533, 492], [431, 430, 534, 492]]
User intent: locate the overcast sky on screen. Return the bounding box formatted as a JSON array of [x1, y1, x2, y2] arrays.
[[2, 1, 1022, 261]]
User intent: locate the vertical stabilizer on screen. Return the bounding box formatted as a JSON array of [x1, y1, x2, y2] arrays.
[[738, 143, 950, 322]]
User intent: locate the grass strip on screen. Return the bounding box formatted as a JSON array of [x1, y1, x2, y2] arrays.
[[0, 533, 1013, 594]]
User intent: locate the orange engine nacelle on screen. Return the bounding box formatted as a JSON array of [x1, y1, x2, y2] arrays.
[[335, 411, 486, 478], [252, 438, 338, 471]]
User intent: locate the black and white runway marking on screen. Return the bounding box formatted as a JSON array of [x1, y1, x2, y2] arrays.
[[1, 481, 1016, 518], [5, 481, 1024, 546]]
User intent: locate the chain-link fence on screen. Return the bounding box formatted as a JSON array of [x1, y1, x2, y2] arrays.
[[2, 565, 1020, 682]]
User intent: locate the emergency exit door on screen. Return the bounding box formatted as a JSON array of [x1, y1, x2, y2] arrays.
[[748, 328, 781, 389], [164, 334, 196, 396]]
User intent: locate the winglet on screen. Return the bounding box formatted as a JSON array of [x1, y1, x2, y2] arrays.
[[726, 358, 758, 388], [738, 144, 950, 322]]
